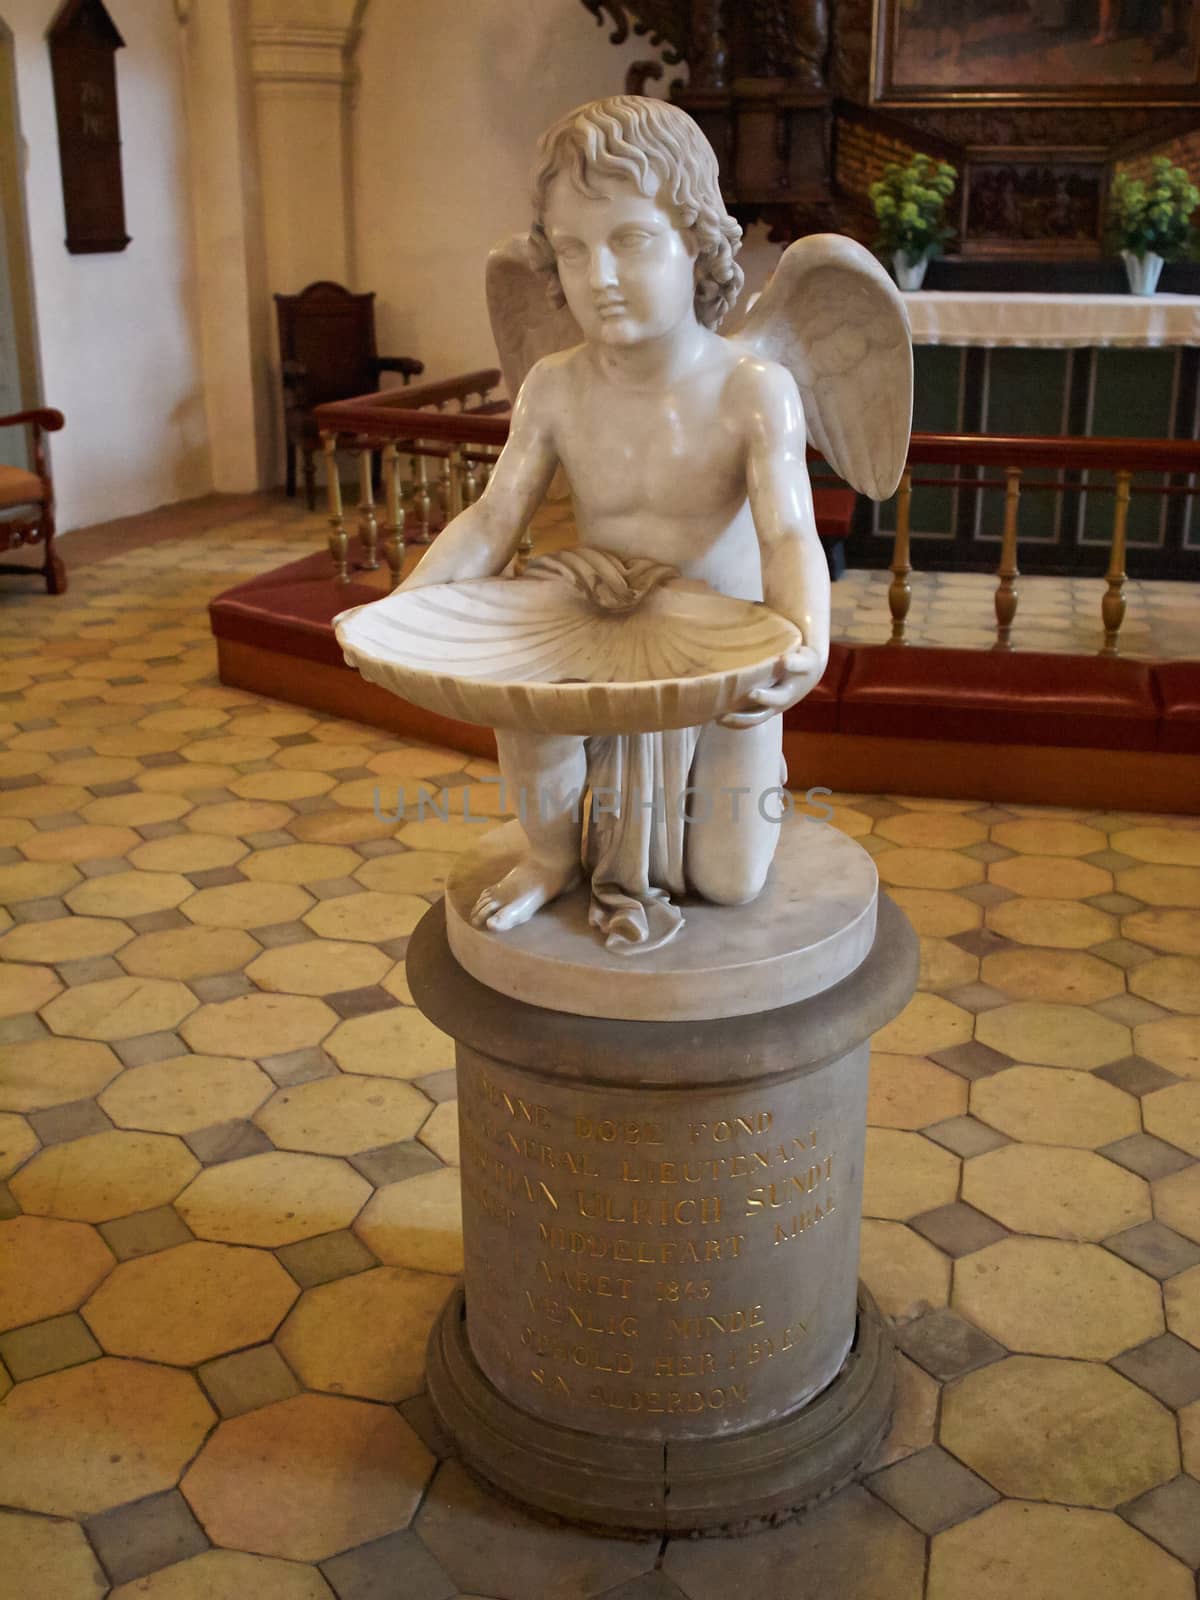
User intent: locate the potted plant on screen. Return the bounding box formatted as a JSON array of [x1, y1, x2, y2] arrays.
[[1106, 156, 1200, 296], [870, 154, 958, 291]]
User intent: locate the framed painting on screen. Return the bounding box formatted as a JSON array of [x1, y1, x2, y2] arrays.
[[959, 147, 1110, 256], [871, 0, 1200, 105]]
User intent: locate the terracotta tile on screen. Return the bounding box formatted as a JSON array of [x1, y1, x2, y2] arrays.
[[128, 832, 247, 873], [975, 1000, 1130, 1069], [971, 1065, 1139, 1149], [0, 1356, 214, 1516], [325, 1005, 455, 1080], [12, 1129, 198, 1222], [319, 1529, 455, 1600], [887, 888, 981, 938], [909, 1201, 1007, 1259], [928, 1499, 1193, 1600], [275, 1228, 377, 1288], [28, 1097, 112, 1145], [182, 880, 313, 930], [917, 936, 978, 992], [876, 847, 983, 892], [256, 1075, 429, 1156], [348, 1138, 442, 1187], [415, 1067, 457, 1104], [185, 799, 293, 837], [114, 1030, 189, 1067], [870, 1351, 938, 1471], [661, 1482, 923, 1600], [113, 1549, 337, 1598], [354, 1168, 464, 1275], [893, 1305, 1005, 1381], [963, 1143, 1150, 1241], [979, 946, 1124, 1005], [288, 808, 397, 845], [176, 1151, 370, 1246], [1091, 993, 1170, 1027], [232, 769, 336, 801], [180, 993, 335, 1058], [82, 1239, 297, 1365], [951, 1237, 1163, 1359], [0, 915, 132, 963], [247, 939, 390, 997], [1118, 864, 1200, 908], [867, 1444, 998, 1534], [872, 993, 972, 1056], [0, 1509, 108, 1600], [859, 1219, 951, 1320], [989, 855, 1113, 900], [278, 1264, 454, 1404], [242, 842, 361, 885], [41, 975, 197, 1041], [876, 812, 988, 849], [1135, 1016, 1200, 1079], [20, 822, 139, 862], [1155, 1165, 1200, 1245], [261, 1045, 338, 1087], [0, 1110, 37, 1177], [118, 926, 259, 981], [1181, 1399, 1200, 1476], [924, 1115, 1010, 1158], [65, 870, 193, 920], [1094, 1055, 1181, 1097], [304, 889, 427, 944], [1105, 1219, 1200, 1281], [99, 1205, 194, 1261], [125, 910, 192, 935], [85, 1489, 209, 1586], [0, 961, 62, 1017], [1111, 827, 1200, 867], [863, 1129, 960, 1222], [1123, 907, 1200, 956], [181, 1393, 433, 1562], [1092, 935, 1161, 970], [987, 896, 1116, 949], [0, 1311, 102, 1379]]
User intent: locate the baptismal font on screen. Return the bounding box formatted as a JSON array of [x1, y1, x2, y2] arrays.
[[336, 94, 917, 1531]]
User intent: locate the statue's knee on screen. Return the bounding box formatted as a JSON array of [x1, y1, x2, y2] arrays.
[[690, 854, 769, 907]]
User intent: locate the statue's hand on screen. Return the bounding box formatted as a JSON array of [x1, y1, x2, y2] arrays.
[[717, 645, 826, 730]]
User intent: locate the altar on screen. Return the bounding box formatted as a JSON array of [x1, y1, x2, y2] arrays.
[[859, 290, 1200, 580]]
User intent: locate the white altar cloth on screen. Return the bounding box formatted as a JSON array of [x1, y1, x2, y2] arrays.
[[903, 292, 1200, 350]]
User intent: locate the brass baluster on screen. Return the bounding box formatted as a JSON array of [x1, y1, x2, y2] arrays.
[[412, 446, 433, 541], [323, 431, 349, 584], [358, 445, 379, 571], [436, 451, 453, 527], [1101, 469, 1133, 657], [462, 450, 480, 506], [887, 468, 913, 644], [448, 445, 465, 520], [381, 440, 406, 589], [993, 467, 1022, 651]]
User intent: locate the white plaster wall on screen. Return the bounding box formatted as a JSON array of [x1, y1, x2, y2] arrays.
[[3, 0, 209, 530], [354, 0, 782, 385]]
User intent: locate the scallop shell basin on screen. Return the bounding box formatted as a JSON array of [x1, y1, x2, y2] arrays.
[[334, 573, 802, 737]]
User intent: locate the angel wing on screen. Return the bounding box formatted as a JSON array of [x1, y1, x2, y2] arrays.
[[730, 234, 913, 502], [485, 235, 584, 403]]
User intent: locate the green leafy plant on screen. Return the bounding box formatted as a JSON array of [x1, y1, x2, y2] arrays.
[[1106, 156, 1200, 262], [870, 154, 958, 266]]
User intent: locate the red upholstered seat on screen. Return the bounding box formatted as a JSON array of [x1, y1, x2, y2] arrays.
[[1155, 662, 1200, 754], [812, 487, 855, 539], [841, 646, 1160, 750], [210, 551, 376, 668]]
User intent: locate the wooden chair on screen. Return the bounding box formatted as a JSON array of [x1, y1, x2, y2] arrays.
[[274, 281, 423, 509], [0, 408, 66, 594]]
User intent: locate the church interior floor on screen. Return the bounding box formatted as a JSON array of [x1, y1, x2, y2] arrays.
[[0, 493, 1197, 1599]]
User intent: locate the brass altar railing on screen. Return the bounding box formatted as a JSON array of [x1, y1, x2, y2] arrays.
[[314, 387, 1200, 659]]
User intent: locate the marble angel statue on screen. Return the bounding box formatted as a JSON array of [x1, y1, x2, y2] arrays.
[[359, 95, 911, 952]]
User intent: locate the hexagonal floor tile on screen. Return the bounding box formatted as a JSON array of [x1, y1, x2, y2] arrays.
[[991, 818, 1108, 857], [82, 1239, 298, 1364], [868, 1053, 968, 1131], [0, 1112, 37, 1178], [0, 1357, 214, 1516], [245, 939, 391, 997], [941, 1354, 1178, 1508], [970, 1066, 1138, 1149], [180, 994, 336, 1059], [41, 977, 197, 1042], [1129, 955, 1200, 1013], [962, 1144, 1150, 1240], [989, 856, 1113, 901], [65, 871, 193, 920], [864, 1130, 960, 1222], [876, 811, 988, 849], [0, 915, 132, 965], [182, 881, 313, 931], [927, 1501, 1193, 1600], [1154, 1165, 1200, 1245], [176, 1151, 370, 1246], [876, 848, 983, 891], [100, 1054, 274, 1134], [1135, 1016, 1200, 1079], [859, 1219, 951, 1320], [979, 948, 1125, 1006], [277, 1265, 453, 1402], [0, 1216, 115, 1331], [888, 888, 981, 939], [872, 994, 973, 1056], [1111, 826, 1200, 866], [1143, 1081, 1200, 1159], [20, 823, 139, 863], [181, 1393, 432, 1562], [355, 1168, 463, 1274], [0, 962, 62, 1018], [325, 1007, 455, 1079], [421, 1460, 660, 1600], [1123, 907, 1200, 957], [1165, 1262, 1200, 1349], [0, 860, 81, 904], [1118, 864, 1200, 907], [975, 1002, 1130, 1070], [0, 1508, 108, 1600], [918, 937, 979, 992], [108, 1549, 335, 1599], [12, 1130, 198, 1222], [952, 1237, 1163, 1359], [242, 843, 360, 884], [987, 897, 1116, 950], [127, 832, 248, 874], [117, 926, 260, 981], [303, 891, 427, 945], [185, 800, 294, 837], [0, 1037, 121, 1112], [256, 1076, 430, 1156], [419, 1100, 458, 1164], [354, 849, 460, 895]]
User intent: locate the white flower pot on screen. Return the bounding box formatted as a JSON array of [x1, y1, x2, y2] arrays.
[[893, 251, 930, 291], [1122, 250, 1164, 296]]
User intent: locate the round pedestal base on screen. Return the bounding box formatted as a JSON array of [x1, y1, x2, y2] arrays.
[[426, 1282, 894, 1536]]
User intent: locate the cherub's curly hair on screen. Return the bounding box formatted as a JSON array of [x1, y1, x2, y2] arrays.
[[530, 96, 744, 330]]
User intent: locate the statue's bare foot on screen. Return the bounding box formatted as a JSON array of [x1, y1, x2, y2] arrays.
[[471, 854, 581, 932]]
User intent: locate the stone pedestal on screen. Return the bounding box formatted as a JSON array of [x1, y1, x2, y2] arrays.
[[407, 817, 917, 1534]]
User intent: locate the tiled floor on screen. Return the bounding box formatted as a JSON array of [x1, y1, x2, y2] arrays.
[[0, 497, 1198, 1599]]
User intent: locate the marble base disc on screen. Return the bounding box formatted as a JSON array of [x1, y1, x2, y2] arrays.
[[426, 1282, 894, 1536], [445, 815, 878, 1021]]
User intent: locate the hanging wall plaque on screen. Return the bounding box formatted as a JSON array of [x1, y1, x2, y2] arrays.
[[48, 0, 130, 253]]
